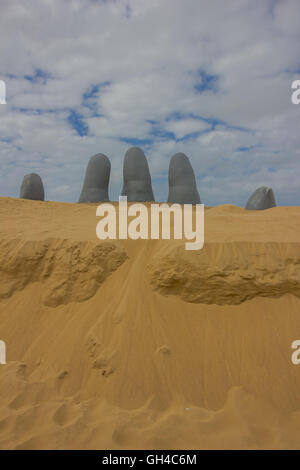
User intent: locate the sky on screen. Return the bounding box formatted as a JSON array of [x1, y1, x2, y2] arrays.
[[0, 0, 299, 206]]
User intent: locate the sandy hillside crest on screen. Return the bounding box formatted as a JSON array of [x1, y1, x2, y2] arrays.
[[0, 197, 300, 449]]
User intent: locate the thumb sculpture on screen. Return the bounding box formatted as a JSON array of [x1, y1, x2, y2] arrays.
[[121, 147, 155, 202], [19, 173, 45, 201], [168, 153, 201, 204], [245, 186, 276, 210], [79, 153, 111, 203]]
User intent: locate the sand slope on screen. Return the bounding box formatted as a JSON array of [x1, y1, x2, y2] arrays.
[[0, 197, 300, 449]]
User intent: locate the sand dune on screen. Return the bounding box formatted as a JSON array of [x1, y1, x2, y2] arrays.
[[0, 197, 300, 449], [149, 241, 300, 304]]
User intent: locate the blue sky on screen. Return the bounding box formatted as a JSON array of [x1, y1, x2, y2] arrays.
[[0, 0, 299, 205]]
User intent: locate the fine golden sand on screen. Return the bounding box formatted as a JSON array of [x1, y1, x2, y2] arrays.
[[0, 196, 300, 449]]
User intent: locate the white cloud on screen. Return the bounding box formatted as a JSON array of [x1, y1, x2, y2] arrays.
[[0, 0, 299, 206], [164, 119, 210, 140]]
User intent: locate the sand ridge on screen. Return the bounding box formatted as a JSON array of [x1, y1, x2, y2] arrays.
[[0, 197, 300, 449]]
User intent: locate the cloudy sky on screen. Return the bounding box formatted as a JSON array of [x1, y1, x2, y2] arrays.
[[0, 0, 299, 206]]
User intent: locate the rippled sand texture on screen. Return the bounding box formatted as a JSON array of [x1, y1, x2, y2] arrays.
[[0, 197, 300, 449]]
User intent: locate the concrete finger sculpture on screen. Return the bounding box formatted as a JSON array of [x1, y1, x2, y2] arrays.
[[121, 147, 155, 202], [19, 173, 45, 201], [245, 186, 276, 210], [168, 153, 201, 204], [79, 153, 111, 203]]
